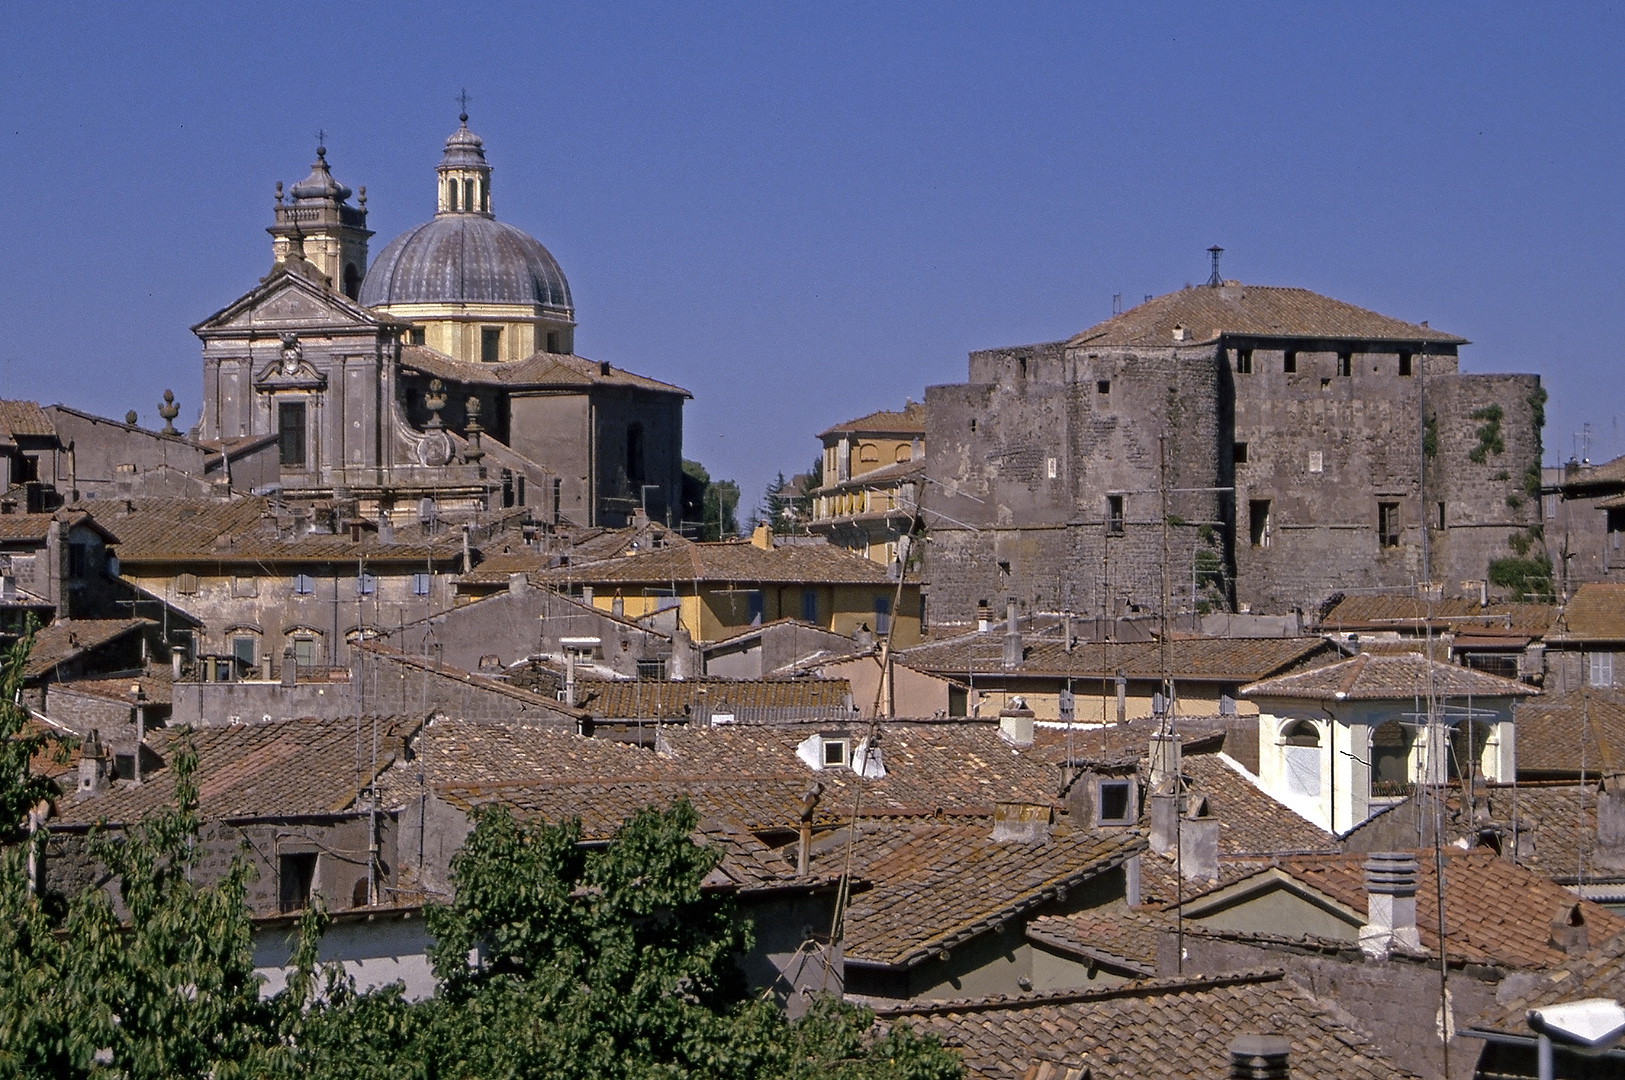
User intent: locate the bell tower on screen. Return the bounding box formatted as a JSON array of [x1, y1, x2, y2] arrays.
[[268, 138, 373, 300]]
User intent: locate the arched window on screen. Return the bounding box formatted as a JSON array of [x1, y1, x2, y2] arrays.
[[342, 263, 360, 300], [464, 179, 475, 212], [1371, 719, 1410, 795], [859, 443, 880, 463], [447, 179, 458, 211], [895, 445, 912, 463], [1281, 719, 1321, 797]]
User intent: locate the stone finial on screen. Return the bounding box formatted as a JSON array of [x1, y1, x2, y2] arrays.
[[424, 379, 447, 430], [358, 185, 367, 209], [275, 180, 284, 205], [463, 396, 485, 465], [124, 410, 138, 426], [157, 389, 180, 435]]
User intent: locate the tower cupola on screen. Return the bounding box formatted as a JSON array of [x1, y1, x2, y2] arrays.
[[437, 111, 493, 216], [269, 139, 373, 300]]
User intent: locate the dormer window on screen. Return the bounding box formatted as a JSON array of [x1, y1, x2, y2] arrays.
[[1096, 779, 1134, 825], [823, 738, 849, 767]]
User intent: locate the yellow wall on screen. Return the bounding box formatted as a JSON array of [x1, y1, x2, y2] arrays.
[[380, 302, 575, 362], [956, 681, 1258, 722], [588, 583, 921, 646]]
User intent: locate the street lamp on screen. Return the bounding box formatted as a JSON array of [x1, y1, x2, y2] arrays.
[[1528, 999, 1625, 1080]]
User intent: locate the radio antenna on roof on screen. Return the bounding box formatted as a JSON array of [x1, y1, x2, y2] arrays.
[[1206, 246, 1224, 287]]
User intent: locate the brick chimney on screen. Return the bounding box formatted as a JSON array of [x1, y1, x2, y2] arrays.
[[1227, 1034, 1290, 1079], [1596, 772, 1625, 871], [1359, 852, 1421, 959], [1149, 732, 1182, 791], [1002, 599, 1022, 669], [1180, 794, 1219, 882], [1549, 903, 1590, 956], [999, 698, 1036, 747], [76, 729, 110, 797]]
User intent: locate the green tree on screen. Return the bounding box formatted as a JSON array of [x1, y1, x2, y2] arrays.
[[0, 624, 56, 844], [683, 459, 742, 541]]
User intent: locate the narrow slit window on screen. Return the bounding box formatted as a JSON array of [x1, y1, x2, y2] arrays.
[[1236, 348, 1253, 374], [1284, 350, 1298, 374], [1249, 500, 1271, 548], [1233, 442, 1249, 465], [1097, 380, 1111, 395], [1398, 352, 1413, 377], [481, 327, 502, 363], [278, 402, 306, 468], [1379, 502, 1401, 547], [1107, 495, 1125, 535], [1338, 352, 1352, 377]]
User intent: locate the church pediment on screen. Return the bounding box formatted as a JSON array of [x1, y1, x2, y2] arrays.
[[193, 266, 395, 337]]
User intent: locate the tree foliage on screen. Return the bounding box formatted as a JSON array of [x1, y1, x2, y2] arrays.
[[683, 459, 742, 541], [0, 623, 55, 846]]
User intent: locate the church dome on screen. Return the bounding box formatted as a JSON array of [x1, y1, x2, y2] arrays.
[[359, 215, 572, 310], [359, 116, 573, 314]]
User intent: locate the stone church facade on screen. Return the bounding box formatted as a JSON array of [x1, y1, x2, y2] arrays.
[[925, 278, 1544, 623], [194, 115, 687, 528]]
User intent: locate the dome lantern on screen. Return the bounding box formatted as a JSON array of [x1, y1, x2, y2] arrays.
[[437, 110, 492, 217]]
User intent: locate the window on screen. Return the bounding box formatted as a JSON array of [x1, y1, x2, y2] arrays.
[[342, 263, 361, 300], [1398, 352, 1413, 377], [1371, 720, 1410, 795], [1249, 500, 1271, 548], [1379, 502, 1401, 547], [969, 418, 977, 433], [546, 330, 561, 353], [231, 574, 258, 598], [874, 595, 891, 634], [278, 402, 307, 468], [1282, 720, 1321, 797], [859, 443, 880, 463], [68, 543, 89, 578], [801, 589, 818, 623], [293, 573, 315, 595], [1046, 457, 1058, 479], [175, 572, 199, 595], [1236, 348, 1253, 374], [1608, 508, 1625, 553], [637, 658, 667, 680], [745, 590, 764, 625], [626, 424, 646, 486], [1096, 779, 1134, 825], [1591, 651, 1615, 688], [278, 853, 317, 913], [822, 738, 849, 767], [1337, 352, 1352, 377], [1308, 451, 1323, 474], [1436, 502, 1447, 531], [1097, 380, 1111, 395], [231, 635, 256, 669], [1284, 350, 1298, 373], [411, 572, 431, 597], [1233, 442, 1249, 465], [356, 573, 377, 596], [292, 636, 320, 668], [464, 179, 475, 213], [481, 327, 502, 363], [1107, 495, 1124, 535], [408, 327, 426, 346]]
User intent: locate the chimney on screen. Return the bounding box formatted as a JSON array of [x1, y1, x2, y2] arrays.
[[670, 625, 696, 681], [992, 801, 1053, 843], [281, 644, 297, 687], [1180, 794, 1219, 882], [1227, 1034, 1290, 1079], [750, 523, 773, 550], [1002, 599, 1022, 669], [1549, 903, 1590, 956], [1116, 671, 1127, 725], [977, 600, 992, 633], [611, 591, 624, 617], [999, 698, 1035, 747], [508, 571, 529, 597], [1125, 853, 1142, 907], [1149, 732, 1182, 791], [1359, 852, 1421, 959], [1596, 772, 1625, 871], [1149, 790, 1179, 856], [77, 730, 110, 797]]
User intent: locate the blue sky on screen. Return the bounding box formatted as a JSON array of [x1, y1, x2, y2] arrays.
[[3, 2, 1623, 510]]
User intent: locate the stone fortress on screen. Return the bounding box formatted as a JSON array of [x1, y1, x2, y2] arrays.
[[924, 253, 1545, 624], [193, 111, 688, 529]]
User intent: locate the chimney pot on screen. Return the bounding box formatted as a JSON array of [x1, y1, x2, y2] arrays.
[[1228, 1034, 1291, 1079], [1180, 794, 1220, 882], [1595, 773, 1625, 870], [1359, 852, 1421, 958], [1549, 903, 1590, 955], [1003, 599, 1023, 669]]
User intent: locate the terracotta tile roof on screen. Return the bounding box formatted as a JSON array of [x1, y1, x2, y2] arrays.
[[1065, 284, 1464, 350], [391, 717, 655, 793], [1025, 909, 1167, 976], [1510, 690, 1625, 777], [92, 497, 465, 565], [52, 668, 174, 708], [1467, 931, 1625, 1038], [818, 402, 926, 439], [532, 539, 903, 587], [1320, 593, 1558, 637], [0, 400, 57, 438], [1553, 583, 1625, 641], [399, 345, 689, 397], [1242, 652, 1537, 701], [1183, 753, 1339, 857], [0, 514, 56, 544], [878, 969, 1420, 1080], [1260, 849, 1625, 968], [24, 619, 152, 678], [814, 820, 1144, 968], [433, 774, 837, 836], [575, 677, 852, 718], [459, 525, 690, 585], [51, 716, 415, 827], [654, 721, 1067, 816], [1034, 717, 1227, 769], [903, 634, 1334, 683], [356, 643, 588, 722], [1478, 781, 1621, 886]]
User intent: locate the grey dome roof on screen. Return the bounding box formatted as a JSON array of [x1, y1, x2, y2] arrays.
[[359, 215, 572, 310]]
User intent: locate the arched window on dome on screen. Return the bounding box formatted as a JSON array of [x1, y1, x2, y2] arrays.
[[464, 180, 475, 213], [480, 180, 489, 213], [446, 179, 458, 211]]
